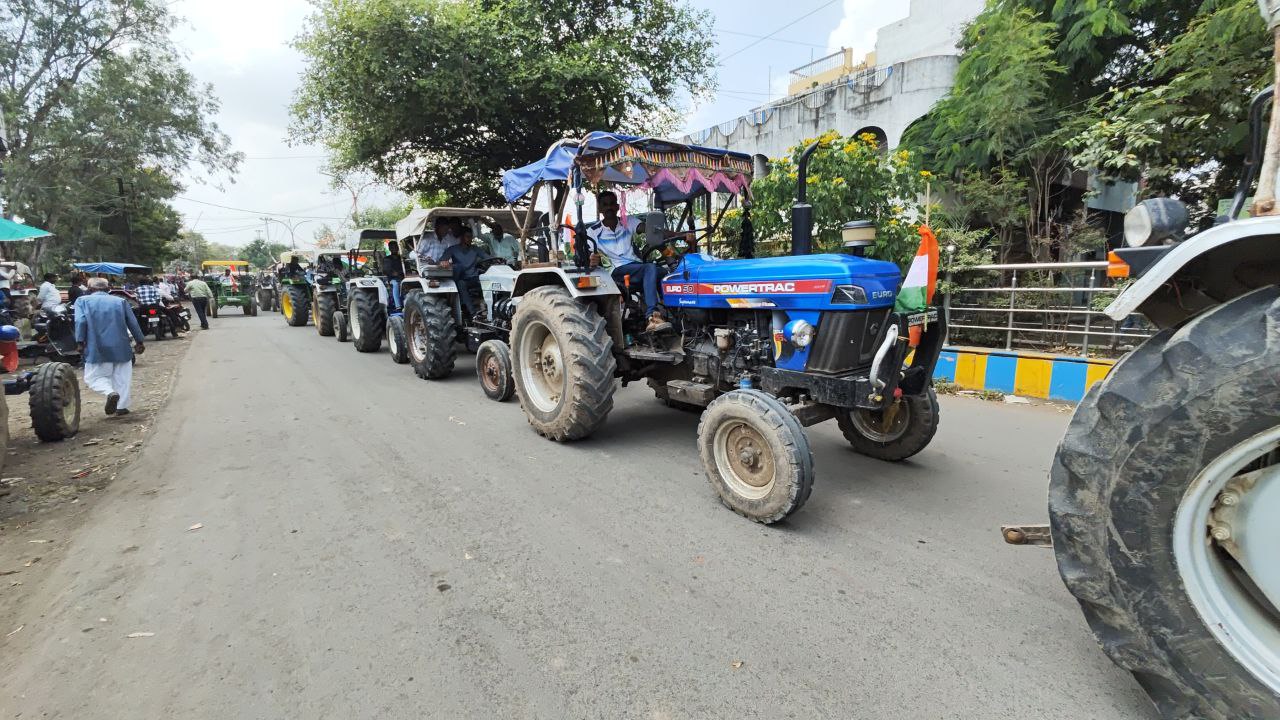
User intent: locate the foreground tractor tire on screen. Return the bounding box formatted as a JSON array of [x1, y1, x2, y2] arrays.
[[0, 393, 8, 474], [282, 286, 309, 327], [510, 286, 615, 441], [1050, 287, 1280, 720], [29, 362, 80, 442], [836, 387, 939, 462], [314, 291, 337, 336], [476, 339, 515, 402], [697, 389, 813, 524], [387, 315, 408, 364], [404, 292, 456, 379], [350, 289, 385, 353]]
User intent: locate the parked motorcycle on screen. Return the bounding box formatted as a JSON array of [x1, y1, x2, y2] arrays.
[[28, 304, 81, 362]]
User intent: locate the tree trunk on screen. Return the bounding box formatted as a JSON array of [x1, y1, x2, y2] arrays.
[[1252, 27, 1280, 215]]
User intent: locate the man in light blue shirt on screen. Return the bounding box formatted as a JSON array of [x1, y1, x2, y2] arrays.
[[484, 222, 520, 265], [587, 191, 669, 333], [75, 278, 145, 415], [415, 218, 461, 267]]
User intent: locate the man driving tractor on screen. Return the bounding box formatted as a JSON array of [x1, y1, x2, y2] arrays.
[[587, 190, 670, 333], [439, 228, 491, 319]]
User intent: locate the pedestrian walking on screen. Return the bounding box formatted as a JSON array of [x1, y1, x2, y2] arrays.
[[74, 278, 145, 416], [185, 274, 213, 329]]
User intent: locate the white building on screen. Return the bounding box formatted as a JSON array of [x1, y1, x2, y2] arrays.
[[681, 0, 985, 156]]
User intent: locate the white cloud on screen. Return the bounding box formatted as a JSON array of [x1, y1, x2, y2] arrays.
[[826, 0, 911, 58]]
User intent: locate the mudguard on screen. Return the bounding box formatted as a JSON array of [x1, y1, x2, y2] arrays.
[[1106, 215, 1280, 328], [347, 276, 389, 306], [511, 267, 620, 299]]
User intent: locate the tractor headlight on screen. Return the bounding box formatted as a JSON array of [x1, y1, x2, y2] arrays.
[[784, 319, 816, 348], [1124, 198, 1188, 247]]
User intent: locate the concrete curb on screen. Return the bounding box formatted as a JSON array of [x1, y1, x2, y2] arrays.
[[933, 346, 1115, 402]]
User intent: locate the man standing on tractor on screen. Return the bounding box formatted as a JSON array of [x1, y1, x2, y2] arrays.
[[587, 190, 669, 333], [185, 274, 213, 329], [439, 228, 490, 319], [75, 278, 145, 416], [381, 240, 406, 310]]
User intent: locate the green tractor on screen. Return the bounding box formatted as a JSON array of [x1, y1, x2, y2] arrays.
[[277, 250, 313, 327], [200, 260, 258, 317], [310, 250, 352, 339]]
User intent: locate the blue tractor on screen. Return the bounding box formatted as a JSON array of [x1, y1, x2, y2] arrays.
[[497, 133, 944, 523]]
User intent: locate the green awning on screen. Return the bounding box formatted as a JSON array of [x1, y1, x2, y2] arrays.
[[0, 217, 52, 241]]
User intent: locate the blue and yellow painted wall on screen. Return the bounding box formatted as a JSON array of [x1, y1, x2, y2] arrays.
[[933, 346, 1115, 402]]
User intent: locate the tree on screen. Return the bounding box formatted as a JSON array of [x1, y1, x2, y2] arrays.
[[749, 131, 929, 266], [240, 236, 289, 269], [0, 1, 239, 268], [290, 0, 715, 206]]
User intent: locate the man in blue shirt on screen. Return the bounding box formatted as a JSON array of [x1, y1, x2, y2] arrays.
[[587, 191, 670, 333], [439, 228, 491, 318], [75, 278, 146, 415]]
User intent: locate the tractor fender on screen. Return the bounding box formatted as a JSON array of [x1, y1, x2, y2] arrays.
[[347, 276, 388, 306], [1107, 215, 1280, 328], [401, 277, 458, 295], [511, 267, 620, 299]]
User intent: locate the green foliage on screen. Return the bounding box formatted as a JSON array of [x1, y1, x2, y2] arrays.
[[170, 230, 239, 269], [290, 0, 715, 206], [749, 131, 929, 267], [1068, 0, 1271, 225], [240, 237, 290, 270], [354, 200, 415, 230], [0, 0, 239, 270]]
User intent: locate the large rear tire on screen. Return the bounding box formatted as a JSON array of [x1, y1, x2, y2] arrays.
[[835, 387, 939, 461], [404, 292, 456, 379], [387, 315, 409, 365], [351, 289, 386, 353], [283, 286, 309, 327], [476, 339, 515, 402], [314, 291, 336, 336], [1050, 287, 1280, 720], [510, 286, 615, 441], [697, 389, 814, 524], [29, 362, 80, 442]]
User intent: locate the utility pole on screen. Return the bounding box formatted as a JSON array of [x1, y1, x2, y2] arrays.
[[117, 177, 134, 259]]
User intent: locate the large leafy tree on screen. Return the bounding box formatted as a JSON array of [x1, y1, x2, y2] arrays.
[[290, 0, 715, 206], [904, 0, 1274, 252], [0, 0, 238, 268]]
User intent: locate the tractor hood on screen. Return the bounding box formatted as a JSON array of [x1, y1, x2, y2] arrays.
[[664, 253, 902, 311]]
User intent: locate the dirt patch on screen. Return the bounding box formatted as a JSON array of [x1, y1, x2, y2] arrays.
[[0, 336, 190, 524]]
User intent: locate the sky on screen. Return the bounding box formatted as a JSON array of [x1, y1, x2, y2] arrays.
[[169, 0, 915, 250]]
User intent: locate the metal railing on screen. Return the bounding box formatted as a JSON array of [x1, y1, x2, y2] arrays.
[[943, 260, 1155, 357], [790, 49, 851, 81]]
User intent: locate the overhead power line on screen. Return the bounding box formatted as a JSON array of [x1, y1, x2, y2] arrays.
[[174, 196, 348, 221], [716, 28, 828, 50], [719, 0, 842, 63]]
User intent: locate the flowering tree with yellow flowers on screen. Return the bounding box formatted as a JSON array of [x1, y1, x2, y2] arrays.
[[746, 130, 932, 267]]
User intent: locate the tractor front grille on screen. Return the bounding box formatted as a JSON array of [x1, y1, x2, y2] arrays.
[[805, 308, 892, 375]]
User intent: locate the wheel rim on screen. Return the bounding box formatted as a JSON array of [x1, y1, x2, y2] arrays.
[[519, 320, 564, 412], [351, 302, 362, 340], [480, 350, 502, 393], [848, 400, 911, 443], [1173, 426, 1280, 695], [407, 310, 427, 363], [389, 322, 400, 356], [712, 420, 775, 500], [281, 291, 293, 318], [59, 373, 76, 426]]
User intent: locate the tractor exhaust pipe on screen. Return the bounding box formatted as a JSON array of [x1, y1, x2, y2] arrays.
[[791, 141, 820, 256]]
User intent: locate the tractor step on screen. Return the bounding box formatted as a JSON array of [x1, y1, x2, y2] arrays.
[[665, 380, 715, 406], [624, 347, 680, 363]]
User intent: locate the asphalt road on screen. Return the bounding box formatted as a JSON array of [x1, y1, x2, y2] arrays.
[[0, 313, 1156, 719]]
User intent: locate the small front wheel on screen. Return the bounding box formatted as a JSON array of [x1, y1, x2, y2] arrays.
[[836, 387, 939, 462], [334, 310, 349, 342], [476, 339, 515, 402], [387, 315, 409, 365], [697, 390, 814, 524]]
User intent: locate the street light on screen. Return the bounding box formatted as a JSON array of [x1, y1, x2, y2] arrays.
[[319, 171, 376, 225], [259, 217, 316, 249]]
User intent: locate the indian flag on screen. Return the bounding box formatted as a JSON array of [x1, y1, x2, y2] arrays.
[[894, 225, 939, 346]]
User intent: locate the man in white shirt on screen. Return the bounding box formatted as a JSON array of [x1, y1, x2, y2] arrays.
[[157, 277, 177, 301], [36, 273, 61, 312], [587, 191, 669, 333], [415, 218, 461, 267], [0, 264, 14, 308]]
